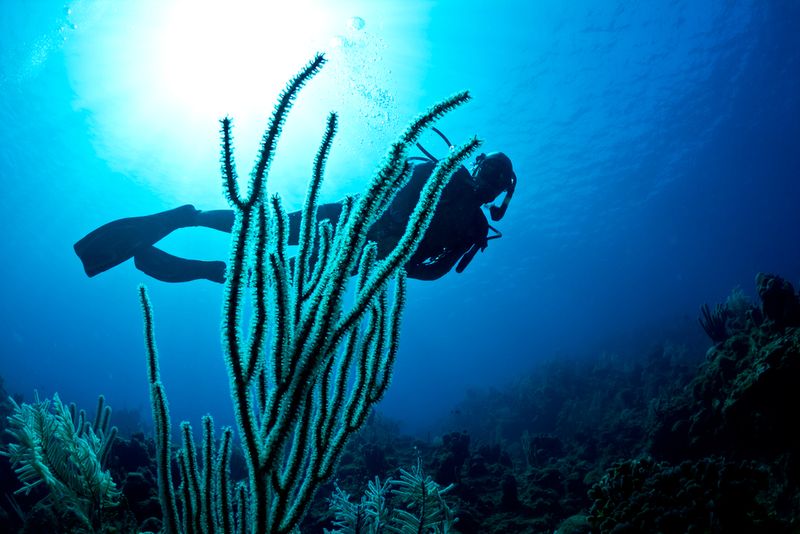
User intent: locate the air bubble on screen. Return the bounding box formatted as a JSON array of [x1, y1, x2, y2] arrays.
[[347, 16, 365, 31]]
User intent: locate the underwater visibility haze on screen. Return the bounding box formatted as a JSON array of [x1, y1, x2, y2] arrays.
[[1, 0, 799, 532]]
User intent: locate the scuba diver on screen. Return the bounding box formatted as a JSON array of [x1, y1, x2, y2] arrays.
[[74, 130, 516, 283]]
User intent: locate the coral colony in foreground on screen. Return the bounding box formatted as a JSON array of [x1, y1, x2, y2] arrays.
[[139, 53, 479, 533]]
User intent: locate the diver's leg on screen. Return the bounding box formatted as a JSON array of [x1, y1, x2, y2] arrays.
[[286, 202, 344, 245], [134, 246, 226, 283]]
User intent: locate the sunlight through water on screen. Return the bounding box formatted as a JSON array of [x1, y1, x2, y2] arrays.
[[63, 0, 429, 208]]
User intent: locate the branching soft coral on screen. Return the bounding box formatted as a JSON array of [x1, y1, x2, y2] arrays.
[[325, 460, 457, 534], [1, 392, 119, 531]]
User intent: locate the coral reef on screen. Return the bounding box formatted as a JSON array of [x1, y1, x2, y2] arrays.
[[755, 272, 800, 329], [4, 272, 797, 532], [115, 270, 796, 533], [588, 456, 777, 532], [653, 274, 800, 460]]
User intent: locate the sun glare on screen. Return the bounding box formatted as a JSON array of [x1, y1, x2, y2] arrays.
[[152, 1, 333, 129], [65, 0, 427, 206]]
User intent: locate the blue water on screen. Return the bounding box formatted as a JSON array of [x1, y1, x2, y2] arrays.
[[1, 0, 798, 436]]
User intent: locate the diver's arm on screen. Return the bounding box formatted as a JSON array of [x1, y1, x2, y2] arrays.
[[410, 208, 489, 280]]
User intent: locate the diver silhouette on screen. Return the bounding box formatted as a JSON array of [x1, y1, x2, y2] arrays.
[[74, 141, 516, 283]]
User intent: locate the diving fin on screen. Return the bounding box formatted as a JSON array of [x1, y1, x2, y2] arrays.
[[74, 204, 200, 277], [193, 209, 234, 233], [134, 246, 226, 283]]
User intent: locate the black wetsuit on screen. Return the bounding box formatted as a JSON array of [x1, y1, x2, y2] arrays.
[[74, 161, 492, 283], [369, 161, 489, 280]]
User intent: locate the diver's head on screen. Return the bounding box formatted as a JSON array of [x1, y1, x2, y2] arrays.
[[472, 151, 516, 221]]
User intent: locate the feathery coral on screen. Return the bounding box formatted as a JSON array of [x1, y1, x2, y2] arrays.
[[2, 392, 119, 531]]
